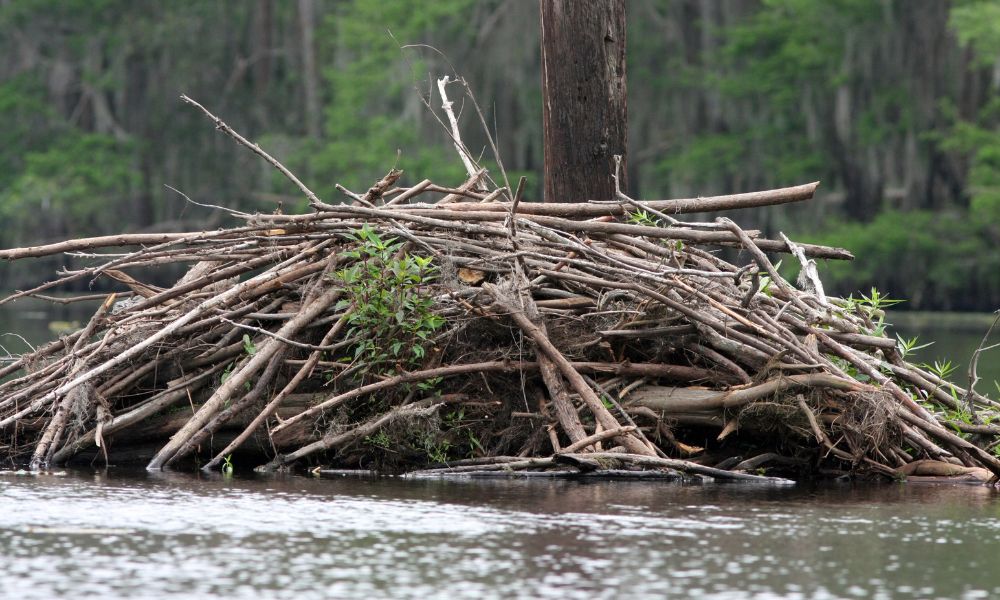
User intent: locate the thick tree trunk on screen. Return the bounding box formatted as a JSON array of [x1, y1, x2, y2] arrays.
[[540, 0, 627, 203]]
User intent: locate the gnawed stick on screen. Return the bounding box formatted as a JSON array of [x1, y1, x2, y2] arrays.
[[628, 373, 867, 413], [897, 409, 1000, 478], [145, 283, 342, 470], [28, 294, 116, 470], [399, 181, 821, 217], [164, 347, 288, 468], [260, 398, 444, 472], [578, 452, 795, 483], [181, 94, 322, 207], [538, 356, 588, 444], [437, 76, 482, 188], [202, 313, 351, 471], [560, 426, 636, 454], [409, 451, 793, 483], [485, 283, 655, 457]]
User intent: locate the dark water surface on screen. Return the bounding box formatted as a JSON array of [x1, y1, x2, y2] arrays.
[[889, 311, 1000, 388], [2, 470, 1000, 599]]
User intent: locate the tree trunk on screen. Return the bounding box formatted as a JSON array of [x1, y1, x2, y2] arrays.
[[540, 0, 627, 203], [252, 0, 273, 96], [298, 0, 322, 140]]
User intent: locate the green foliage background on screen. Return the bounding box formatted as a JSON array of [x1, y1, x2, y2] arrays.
[[0, 0, 997, 310]]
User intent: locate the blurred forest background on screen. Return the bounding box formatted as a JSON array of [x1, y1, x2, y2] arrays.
[[0, 0, 998, 311]]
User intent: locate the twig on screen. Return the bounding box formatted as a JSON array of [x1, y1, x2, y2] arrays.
[[560, 426, 636, 453], [218, 316, 346, 351], [180, 94, 323, 207], [963, 309, 1000, 418]]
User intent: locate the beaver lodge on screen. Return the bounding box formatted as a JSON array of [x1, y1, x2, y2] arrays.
[[2, 95, 999, 485]]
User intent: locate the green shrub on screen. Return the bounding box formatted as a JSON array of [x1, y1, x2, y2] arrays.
[[334, 224, 445, 374]]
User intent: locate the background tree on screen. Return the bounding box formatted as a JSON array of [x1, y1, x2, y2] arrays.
[[0, 0, 997, 310]]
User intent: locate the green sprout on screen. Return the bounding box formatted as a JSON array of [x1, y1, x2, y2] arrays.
[[896, 334, 933, 359], [923, 358, 958, 380], [242, 334, 257, 356]]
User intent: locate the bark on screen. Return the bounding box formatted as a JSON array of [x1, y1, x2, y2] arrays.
[[540, 0, 627, 202]]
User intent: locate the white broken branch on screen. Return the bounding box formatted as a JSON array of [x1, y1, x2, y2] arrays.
[[437, 76, 483, 189]]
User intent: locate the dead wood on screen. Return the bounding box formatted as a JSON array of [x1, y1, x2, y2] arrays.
[[1, 94, 997, 484]]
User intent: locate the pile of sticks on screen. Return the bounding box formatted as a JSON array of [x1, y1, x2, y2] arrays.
[[2, 98, 998, 483]]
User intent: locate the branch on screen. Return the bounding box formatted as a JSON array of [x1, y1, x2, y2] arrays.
[[437, 76, 481, 186], [180, 94, 322, 207]]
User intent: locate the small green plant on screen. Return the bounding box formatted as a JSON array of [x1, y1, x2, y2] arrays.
[[827, 354, 870, 382], [220, 362, 234, 383], [835, 287, 904, 336], [416, 376, 443, 393], [440, 409, 483, 458], [443, 408, 465, 428], [896, 334, 933, 359], [943, 396, 975, 435], [857, 287, 904, 312], [242, 334, 257, 356], [365, 430, 393, 450], [222, 454, 234, 475], [466, 430, 484, 457], [334, 225, 445, 374], [757, 260, 782, 297], [219, 361, 252, 394], [830, 286, 895, 327], [923, 358, 958, 380], [425, 439, 452, 464], [626, 209, 659, 227]]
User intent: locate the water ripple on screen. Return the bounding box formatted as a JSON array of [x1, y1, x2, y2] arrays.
[[1, 473, 999, 599]]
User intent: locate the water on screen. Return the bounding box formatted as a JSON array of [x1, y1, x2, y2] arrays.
[[0, 297, 98, 358], [1, 470, 999, 599], [2, 303, 1000, 598], [889, 312, 1000, 388]]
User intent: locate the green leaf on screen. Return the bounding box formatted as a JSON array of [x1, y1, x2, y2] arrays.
[[242, 334, 257, 356]]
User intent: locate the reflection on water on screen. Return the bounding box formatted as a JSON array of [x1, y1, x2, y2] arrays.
[[1, 471, 1000, 599]]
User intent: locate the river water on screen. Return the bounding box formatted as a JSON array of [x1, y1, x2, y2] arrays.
[[2, 302, 1000, 598], [1, 470, 999, 599]]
